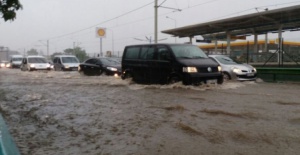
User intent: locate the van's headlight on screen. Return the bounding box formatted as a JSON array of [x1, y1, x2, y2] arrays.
[[107, 67, 117, 71], [232, 67, 242, 73], [65, 65, 69, 69], [183, 67, 197, 73], [30, 64, 35, 68], [218, 66, 222, 72], [253, 68, 257, 72], [46, 64, 51, 68]]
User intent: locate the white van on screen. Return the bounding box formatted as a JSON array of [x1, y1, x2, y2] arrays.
[[20, 55, 51, 71], [10, 55, 23, 68], [53, 55, 80, 71]]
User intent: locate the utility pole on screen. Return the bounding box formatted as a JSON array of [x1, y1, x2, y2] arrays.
[[73, 42, 75, 55], [154, 0, 181, 44], [38, 40, 49, 59], [154, 0, 158, 44], [47, 40, 49, 59]]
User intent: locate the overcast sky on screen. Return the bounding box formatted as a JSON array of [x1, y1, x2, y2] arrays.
[[1, 0, 300, 57]]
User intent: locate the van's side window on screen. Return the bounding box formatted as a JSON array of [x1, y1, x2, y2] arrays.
[[125, 47, 140, 59], [23, 58, 27, 64], [157, 46, 170, 60], [144, 46, 155, 60], [140, 46, 151, 59], [53, 58, 57, 63]]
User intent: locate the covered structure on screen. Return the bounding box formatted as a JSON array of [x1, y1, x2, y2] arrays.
[[162, 5, 300, 66]]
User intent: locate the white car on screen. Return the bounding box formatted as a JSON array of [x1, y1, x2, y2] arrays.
[[20, 56, 51, 71], [209, 55, 257, 81]]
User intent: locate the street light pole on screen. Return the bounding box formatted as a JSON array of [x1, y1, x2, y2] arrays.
[[154, 0, 158, 44], [166, 16, 177, 43], [154, 0, 181, 44], [38, 40, 49, 59], [107, 29, 114, 55], [47, 40, 49, 59]]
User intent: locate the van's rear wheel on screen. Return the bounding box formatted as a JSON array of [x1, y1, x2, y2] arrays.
[[122, 72, 132, 80]]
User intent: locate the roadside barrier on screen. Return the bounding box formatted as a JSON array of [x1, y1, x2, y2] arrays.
[[256, 67, 300, 82]]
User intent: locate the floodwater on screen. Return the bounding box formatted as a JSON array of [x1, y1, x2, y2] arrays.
[[0, 69, 300, 155]]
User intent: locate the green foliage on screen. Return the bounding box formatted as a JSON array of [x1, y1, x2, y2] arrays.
[[27, 48, 38, 55], [64, 47, 88, 62], [0, 0, 22, 21], [50, 52, 63, 60]]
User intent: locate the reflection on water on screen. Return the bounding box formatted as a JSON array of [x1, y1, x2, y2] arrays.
[[14, 69, 254, 91]]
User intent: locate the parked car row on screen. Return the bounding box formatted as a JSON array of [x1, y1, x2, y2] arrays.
[[2, 44, 257, 85]]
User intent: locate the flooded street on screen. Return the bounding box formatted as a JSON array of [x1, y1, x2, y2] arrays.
[[1, 69, 300, 155]]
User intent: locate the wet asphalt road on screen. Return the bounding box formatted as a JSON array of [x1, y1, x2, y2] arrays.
[[0, 68, 300, 155]]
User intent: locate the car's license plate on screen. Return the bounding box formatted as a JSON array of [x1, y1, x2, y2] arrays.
[[247, 73, 254, 76], [206, 79, 217, 84]]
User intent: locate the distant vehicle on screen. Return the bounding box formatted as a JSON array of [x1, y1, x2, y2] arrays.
[[121, 44, 223, 85], [48, 60, 54, 70], [209, 55, 257, 81], [0, 61, 10, 68], [78, 57, 121, 76], [9, 55, 23, 68], [53, 55, 80, 71], [20, 56, 51, 71]]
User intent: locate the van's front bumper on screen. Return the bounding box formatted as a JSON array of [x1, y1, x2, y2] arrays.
[[182, 72, 223, 85], [63, 67, 78, 71]]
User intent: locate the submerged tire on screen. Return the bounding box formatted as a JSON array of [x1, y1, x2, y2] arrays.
[[217, 76, 224, 84], [168, 76, 180, 84], [122, 72, 132, 80], [223, 72, 231, 81]]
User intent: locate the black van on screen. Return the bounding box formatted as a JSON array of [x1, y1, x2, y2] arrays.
[[121, 44, 223, 85]]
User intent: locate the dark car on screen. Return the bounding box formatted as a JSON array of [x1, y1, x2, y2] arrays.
[[78, 57, 121, 76], [121, 44, 223, 85]]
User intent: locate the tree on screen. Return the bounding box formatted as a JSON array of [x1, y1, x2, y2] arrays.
[[27, 48, 38, 55], [64, 47, 88, 62], [0, 0, 22, 21], [50, 52, 63, 60]]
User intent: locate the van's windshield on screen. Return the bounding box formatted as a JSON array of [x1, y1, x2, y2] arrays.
[[170, 45, 208, 59], [28, 57, 47, 63], [62, 57, 79, 63], [12, 58, 23, 61]]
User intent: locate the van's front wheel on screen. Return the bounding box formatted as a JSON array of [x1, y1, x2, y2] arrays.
[[168, 76, 180, 84], [217, 76, 224, 84]]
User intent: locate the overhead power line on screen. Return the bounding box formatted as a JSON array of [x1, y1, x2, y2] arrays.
[[46, 1, 154, 40]]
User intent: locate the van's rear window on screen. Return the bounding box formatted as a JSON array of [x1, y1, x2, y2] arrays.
[[124, 47, 140, 59]]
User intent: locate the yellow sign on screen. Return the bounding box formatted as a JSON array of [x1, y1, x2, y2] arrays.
[[96, 27, 106, 38]]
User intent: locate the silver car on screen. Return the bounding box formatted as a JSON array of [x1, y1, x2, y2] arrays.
[[209, 55, 257, 81]]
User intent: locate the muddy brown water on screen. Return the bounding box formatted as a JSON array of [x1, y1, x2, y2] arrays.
[[0, 69, 300, 155]]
